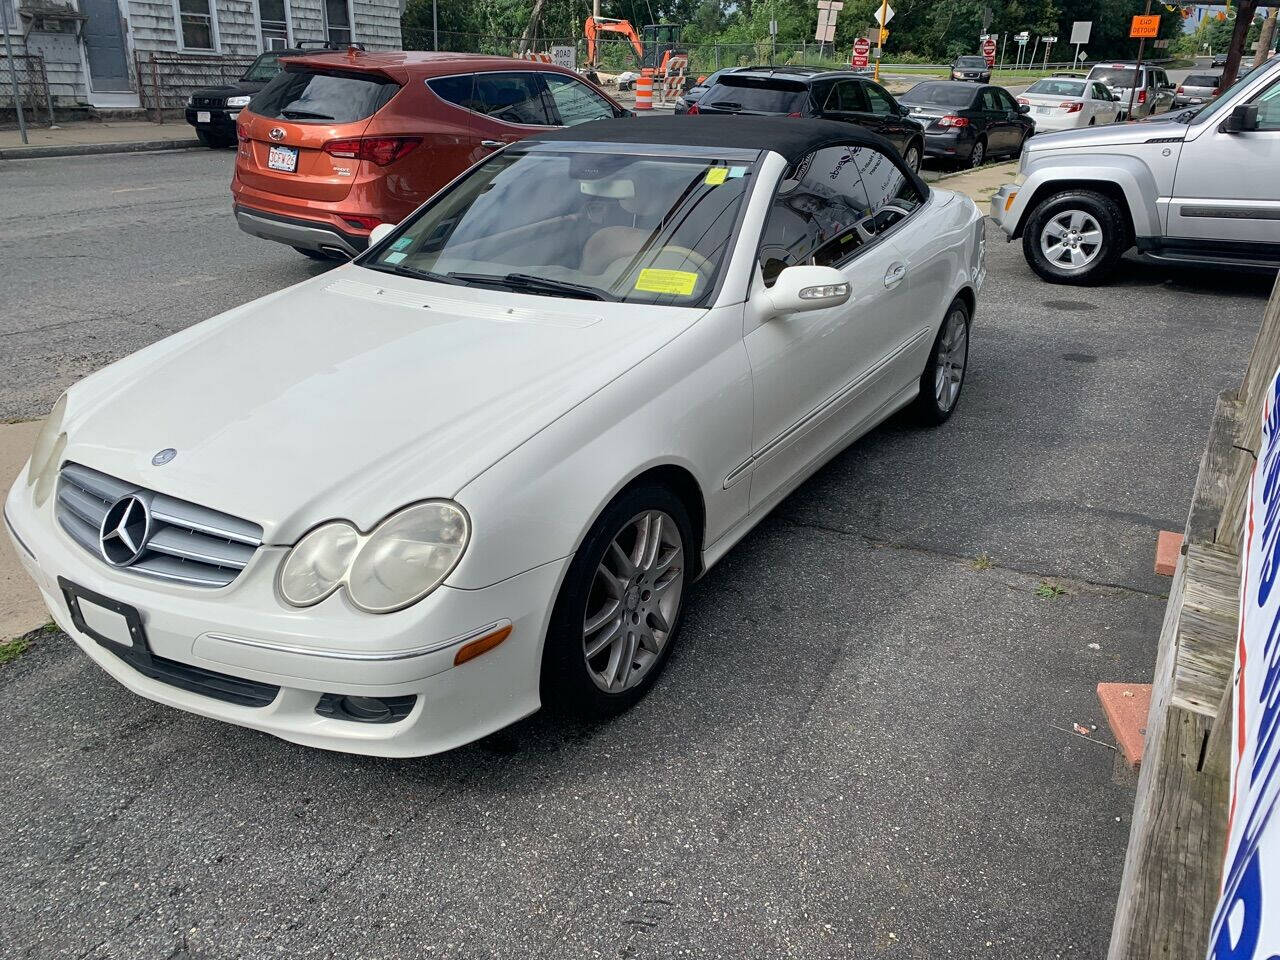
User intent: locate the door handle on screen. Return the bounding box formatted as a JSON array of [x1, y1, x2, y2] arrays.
[[884, 263, 907, 287], [480, 139, 504, 149]]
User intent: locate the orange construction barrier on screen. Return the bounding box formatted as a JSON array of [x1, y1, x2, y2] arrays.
[[634, 76, 653, 110]]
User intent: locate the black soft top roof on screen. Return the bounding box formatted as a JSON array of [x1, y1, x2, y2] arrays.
[[528, 116, 895, 164]]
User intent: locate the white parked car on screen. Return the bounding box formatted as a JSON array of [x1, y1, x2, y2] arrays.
[[1017, 77, 1122, 131], [5, 118, 985, 756]]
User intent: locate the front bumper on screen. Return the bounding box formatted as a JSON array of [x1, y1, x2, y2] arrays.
[[233, 204, 368, 258], [988, 183, 1022, 238], [5, 470, 566, 757], [185, 107, 241, 135]]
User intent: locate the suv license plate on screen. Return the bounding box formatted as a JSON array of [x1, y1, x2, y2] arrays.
[[267, 144, 298, 172], [196, 110, 211, 124]]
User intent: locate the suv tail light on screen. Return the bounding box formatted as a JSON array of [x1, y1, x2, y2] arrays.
[[1177, 85, 1185, 93], [1137, 89, 1147, 104], [1060, 101, 1084, 113], [1017, 96, 1030, 105], [937, 115, 970, 127], [687, 102, 700, 114], [322, 136, 422, 166]]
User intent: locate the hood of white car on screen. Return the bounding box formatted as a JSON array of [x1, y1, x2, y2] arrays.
[[62, 266, 705, 541]]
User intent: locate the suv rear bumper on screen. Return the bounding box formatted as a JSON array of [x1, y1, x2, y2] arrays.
[[233, 205, 368, 258]]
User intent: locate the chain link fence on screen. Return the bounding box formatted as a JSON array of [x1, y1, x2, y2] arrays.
[[0, 53, 54, 125], [134, 51, 258, 121]]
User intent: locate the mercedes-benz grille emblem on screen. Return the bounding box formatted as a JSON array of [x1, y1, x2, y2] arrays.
[[152, 447, 177, 466], [99, 495, 151, 567], [269, 127, 286, 141]]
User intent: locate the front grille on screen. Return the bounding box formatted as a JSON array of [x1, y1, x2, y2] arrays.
[[56, 462, 263, 588], [191, 96, 224, 108]]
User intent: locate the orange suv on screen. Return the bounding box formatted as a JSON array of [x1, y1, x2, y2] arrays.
[[232, 50, 629, 260]]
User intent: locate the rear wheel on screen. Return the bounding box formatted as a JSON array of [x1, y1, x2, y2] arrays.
[[913, 298, 970, 426], [541, 485, 692, 718], [902, 140, 922, 174], [968, 136, 986, 168], [1021, 189, 1128, 285]]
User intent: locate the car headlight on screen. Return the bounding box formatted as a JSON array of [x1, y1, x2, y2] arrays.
[[28, 393, 67, 508], [278, 501, 470, 613], [226, 95, 251, 108]]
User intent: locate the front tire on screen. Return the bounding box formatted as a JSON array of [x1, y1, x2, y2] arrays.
[[541, 485, 692, 718], [1021, 189, 1127, 285], [913, 298, 970, 425]]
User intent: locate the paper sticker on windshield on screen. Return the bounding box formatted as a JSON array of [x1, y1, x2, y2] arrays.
[[390, 236, 412, 251], [727, 166, 747, 179], [704, 167, 728, 186], [635, 268, 698, 296], [384, 251, 407, 264]]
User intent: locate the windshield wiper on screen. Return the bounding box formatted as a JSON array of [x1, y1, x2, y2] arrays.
[[447, 272, 615, 301], [364, 262, 466, 285], [280, 109, 335, 120]]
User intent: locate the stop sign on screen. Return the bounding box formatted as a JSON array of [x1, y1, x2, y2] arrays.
[[982, 37, 996, 66], [852, 37, 871, 68]]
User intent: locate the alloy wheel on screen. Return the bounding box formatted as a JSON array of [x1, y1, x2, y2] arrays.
[[935, 307, 968, 412], [582, 510, 685, 693], [1039, 209, 1103, 271], [904, 145, 921, 173], [969, 141, 985, 167]]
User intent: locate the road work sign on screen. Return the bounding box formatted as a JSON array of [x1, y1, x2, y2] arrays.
[[1130, 15, 1160, 39]]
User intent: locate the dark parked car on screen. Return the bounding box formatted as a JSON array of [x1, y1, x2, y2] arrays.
[[950, 55, 992, 83], [674, 67, 740, 114], [690, 67, 926, 171], [898, 81, 1034, 168], [1213, 53, 1229, 68], [185, 41, 350, 148]]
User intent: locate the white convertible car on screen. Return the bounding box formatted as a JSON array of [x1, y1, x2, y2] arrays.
[[5, 117, 984, 756]]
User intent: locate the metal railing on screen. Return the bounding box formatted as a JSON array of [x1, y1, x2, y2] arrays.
[[0, 53, 54, 125], [134, 50, 258, 121]]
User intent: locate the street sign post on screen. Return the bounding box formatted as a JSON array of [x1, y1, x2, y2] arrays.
[[1070, 20, 1092, 69], [982, 36, 997, 67], [1042, 35, 1057, 69], [873, 0, 893, 82], [815, 0, 843, 45], [1014, 30, 1029, 70], [1127, 11, 1160, 122], [852, 36, 871, 68]]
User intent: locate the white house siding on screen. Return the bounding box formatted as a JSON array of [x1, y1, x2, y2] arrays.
[[286, 0, 323, 43], [352, 0, 400, 49]]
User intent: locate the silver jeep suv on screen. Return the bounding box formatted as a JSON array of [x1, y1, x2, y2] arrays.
[[990, 56, 1280, 285]]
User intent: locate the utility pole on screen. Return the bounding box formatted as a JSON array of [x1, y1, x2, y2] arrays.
[[0, 0, 26, 145], [1221, 0, 1258, 88], [1126, 0, 1153, 123], [431, 0, 438, 51], [1254, 5, 1278, 68]]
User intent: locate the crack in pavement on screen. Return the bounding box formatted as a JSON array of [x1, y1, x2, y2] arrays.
[[774, 514, 1168, 600]]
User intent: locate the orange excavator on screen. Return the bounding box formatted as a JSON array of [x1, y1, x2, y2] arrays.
[[584, 17, 686, 77]]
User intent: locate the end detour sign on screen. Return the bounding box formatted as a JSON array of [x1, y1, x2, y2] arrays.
[[1130, 14, 1160, 38], [1208, 367, 1280, 960]]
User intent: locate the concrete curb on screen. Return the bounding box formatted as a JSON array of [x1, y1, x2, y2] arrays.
[[0, 137, 201, 160]]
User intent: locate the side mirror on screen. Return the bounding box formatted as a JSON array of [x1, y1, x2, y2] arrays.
[[368, 222, 397, 247], [1222, 102, 1260, 133], [1018, 103, 1031, 114], [753, 265, 851, 317]]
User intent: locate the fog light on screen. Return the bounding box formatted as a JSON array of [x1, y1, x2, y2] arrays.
[[314, 692, 417, 724]]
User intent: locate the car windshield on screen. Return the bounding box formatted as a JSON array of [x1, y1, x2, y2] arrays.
[[955, 57, 987, 68], [1090, 67, 1140, 87], [1026, 79, 1085, 97], [241, 53, 283, 83], [702, 77, 808, 113], [363, 148, 753, 306], [899, 83, 975, 107]]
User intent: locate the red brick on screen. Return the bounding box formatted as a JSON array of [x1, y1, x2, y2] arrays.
[[1154, 530, 1183, 577], [1097, 682, 1152, 767]]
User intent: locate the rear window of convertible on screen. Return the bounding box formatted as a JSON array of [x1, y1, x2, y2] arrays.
[[249, 67, 400, 123]]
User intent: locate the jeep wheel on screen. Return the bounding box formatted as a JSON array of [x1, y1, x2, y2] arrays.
[[1021, 190, 1127, 285]]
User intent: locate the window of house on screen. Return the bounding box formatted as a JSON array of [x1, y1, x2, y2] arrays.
[[258, 0, 289, 50], [176, 0, 218, 50], [324, 0, 353, 46]]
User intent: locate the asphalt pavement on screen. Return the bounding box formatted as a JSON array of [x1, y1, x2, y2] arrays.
[[0, 148, 1274, 959]]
